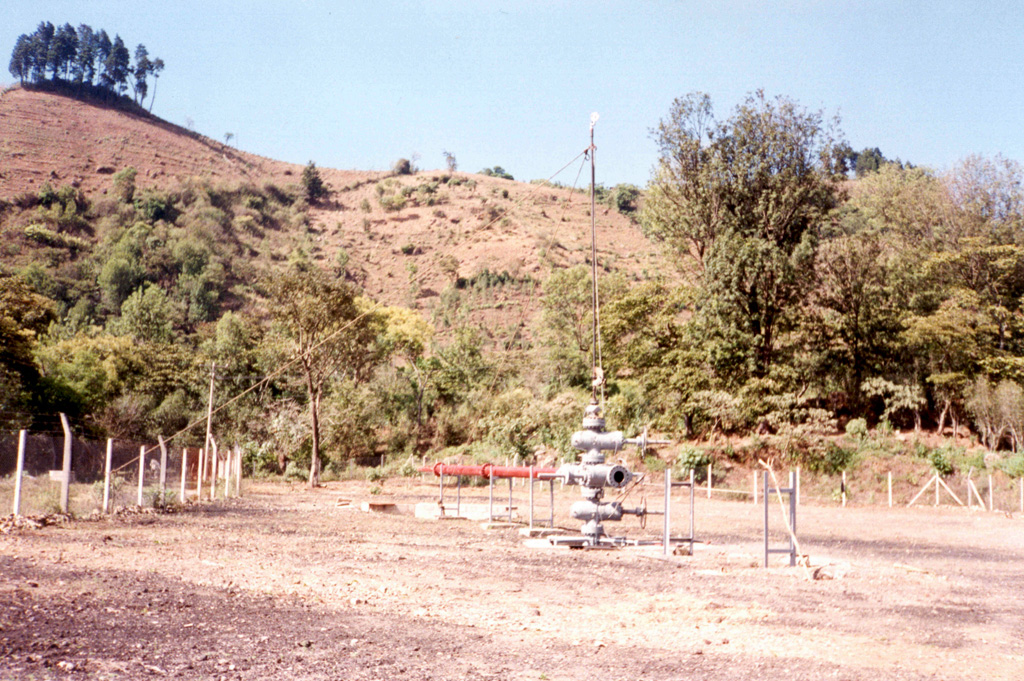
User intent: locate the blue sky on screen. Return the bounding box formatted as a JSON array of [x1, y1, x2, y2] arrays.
[[4, 1, 1024, 187]]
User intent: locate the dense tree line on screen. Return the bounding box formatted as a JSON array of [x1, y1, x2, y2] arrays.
[[625, 90, 1024, 458], [8, 21, 164, 110]]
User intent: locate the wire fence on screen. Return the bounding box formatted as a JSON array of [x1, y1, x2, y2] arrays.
[[1, 426, 240, 517]]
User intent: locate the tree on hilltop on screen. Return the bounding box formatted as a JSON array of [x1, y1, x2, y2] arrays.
[[7, 21, 164, 110]]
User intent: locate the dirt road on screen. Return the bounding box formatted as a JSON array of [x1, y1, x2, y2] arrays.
[[2, 478, 1022, 679]]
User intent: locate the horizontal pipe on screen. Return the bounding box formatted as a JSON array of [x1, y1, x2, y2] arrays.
[[419, 463, 559, 479]]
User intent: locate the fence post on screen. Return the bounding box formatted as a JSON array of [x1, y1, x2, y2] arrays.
[[102, 438, 113, 513], [209, 438, 218, 500], [196, 448, 205, 501], [158, 436, 168, 508], [59, 413, 72, 514], [13, 430, 26, 515], [180, 448, 188, 505], [137, 445, 146, 506]]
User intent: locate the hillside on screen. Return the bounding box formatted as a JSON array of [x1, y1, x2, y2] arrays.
[[0, 86, 667, 332]]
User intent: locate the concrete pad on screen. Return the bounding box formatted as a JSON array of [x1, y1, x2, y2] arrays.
[[480, 522, 519, 531], [361, 501, 398, 513], [414, 502, 513, 522], [517, 527, 566, 538]]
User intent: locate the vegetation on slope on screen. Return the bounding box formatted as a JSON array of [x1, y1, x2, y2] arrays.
[[3, 85, 1024, 486]]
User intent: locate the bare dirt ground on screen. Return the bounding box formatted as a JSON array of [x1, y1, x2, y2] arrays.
[[2, 477, 1023, 680]]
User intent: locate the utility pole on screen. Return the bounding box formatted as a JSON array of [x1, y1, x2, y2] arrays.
[[588, 112, 604, 407]]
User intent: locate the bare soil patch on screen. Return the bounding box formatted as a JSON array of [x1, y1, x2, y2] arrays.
[[1, 478, 1022, 680]]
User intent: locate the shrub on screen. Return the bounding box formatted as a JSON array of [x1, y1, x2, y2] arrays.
[[1000, 454, 1024, 478], [23, 224, 88, 250], [283, 461, 307, 482], [845, 417, 869, 442], [393, 158, 414, 175], [930, 449, 956, 476], [675, 445, 711, 483], [112, 167, 137, 203]]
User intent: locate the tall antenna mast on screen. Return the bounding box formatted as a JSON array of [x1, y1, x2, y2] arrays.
[[589, 112, 604, 406]]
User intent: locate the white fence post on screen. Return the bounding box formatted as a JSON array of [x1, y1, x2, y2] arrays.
[[209, 438, 218, 500], [59, 413, 72, 514], [180, 448, 188, 504], [137, 445, 146, 507], [196, 448, 205, 501], [12, 430, 26, 515], [158, 436, 168, 508], [102, 438, 113, 513]]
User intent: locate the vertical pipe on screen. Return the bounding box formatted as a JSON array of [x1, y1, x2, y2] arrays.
[[456, 475, 461, 518], [102, 438, 113, 513], [137, 445, 146, 506], [841, 470, 847, 508], [789, 471, 797, 567], [663, 468, 670, 556], [763, 471, 769, 568], [488, 472, 494, 522], [689, 468, 695, 549], [528, 466, 534, 529], [180, 448, 188, 505], [13, 430, 26, 515], [438, 472, 444, 515], [59, 413, 72, 514], [549, 480, 554, 528]]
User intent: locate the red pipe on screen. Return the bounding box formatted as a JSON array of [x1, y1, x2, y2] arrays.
[[419, 463, 559, 479]]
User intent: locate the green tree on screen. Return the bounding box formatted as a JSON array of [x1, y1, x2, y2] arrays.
[[111, 283, 176, 343], [540, 265, 625, 390], [644, 91, 845, 386], [265, 266, 387, 487], [72, 24, 97, 85], [8, 34, 33, 84], [30, 22, 55, 82], [854, 147, 886, 177], [0, 275, 57, 425], [301, 161, 329, 203], [131, 43, 151, 104], [102, 34, 130, 94], [50, 23, 78, 81]]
